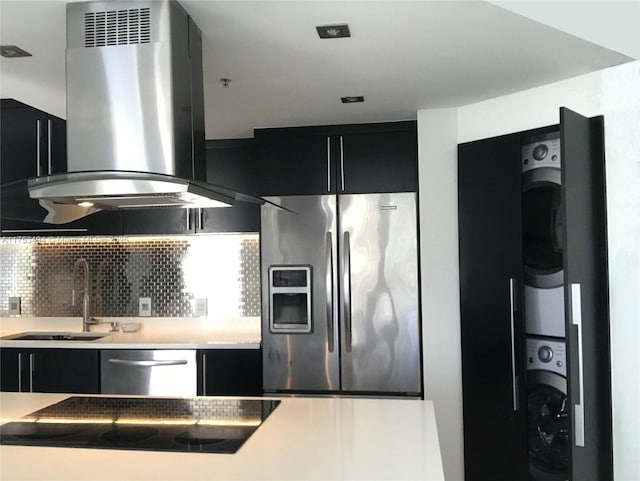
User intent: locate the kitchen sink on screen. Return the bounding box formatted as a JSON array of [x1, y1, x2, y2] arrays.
[[1, 332, 109, 341]]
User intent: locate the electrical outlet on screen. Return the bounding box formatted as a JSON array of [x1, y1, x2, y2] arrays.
[[8, 297, 21, 316], [139, 297, 151, 317], [194, 298, 208, 317]]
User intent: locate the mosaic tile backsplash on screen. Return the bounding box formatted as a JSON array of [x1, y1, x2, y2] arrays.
[[0, 235, 260, 318]]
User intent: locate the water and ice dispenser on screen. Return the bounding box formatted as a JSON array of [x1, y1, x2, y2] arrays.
[[268, 266, 312, 333]]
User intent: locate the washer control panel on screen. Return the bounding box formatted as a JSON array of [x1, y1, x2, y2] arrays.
[[526, 337, 566, 376], [522, 137, 561, 173]]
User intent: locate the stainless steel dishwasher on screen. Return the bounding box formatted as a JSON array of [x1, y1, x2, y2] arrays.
[[100, 350, 197, 396]]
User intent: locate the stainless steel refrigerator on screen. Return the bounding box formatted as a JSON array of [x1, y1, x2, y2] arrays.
[[261, 193, 422, 396]]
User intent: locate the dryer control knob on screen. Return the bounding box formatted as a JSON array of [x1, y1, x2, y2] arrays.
[[533, 144, 548, 160], [538, 345, 554, 363]]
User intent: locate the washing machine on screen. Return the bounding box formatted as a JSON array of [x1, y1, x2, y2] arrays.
[[527, 337, 569, 481], [521, 134, 565, 338]]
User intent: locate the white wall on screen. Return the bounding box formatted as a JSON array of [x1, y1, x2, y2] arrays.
[[418, 60, 640, 480], [418, 108, 464, 481]]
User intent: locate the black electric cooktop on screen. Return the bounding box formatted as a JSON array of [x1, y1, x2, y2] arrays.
[[0, 396, 280, 454]]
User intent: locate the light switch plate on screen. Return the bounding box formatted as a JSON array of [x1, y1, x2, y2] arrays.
[[194, 298, 208, 317], [8, 297, 21, 316], [138, 297, 151, 317]]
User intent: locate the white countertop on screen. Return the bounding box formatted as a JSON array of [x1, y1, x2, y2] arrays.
[[0, 392, 445, 481], [0, 329, 261, 349]]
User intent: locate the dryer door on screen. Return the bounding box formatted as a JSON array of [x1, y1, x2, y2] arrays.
[[522, 167, 563, 289], [527, 370, 569, 481]]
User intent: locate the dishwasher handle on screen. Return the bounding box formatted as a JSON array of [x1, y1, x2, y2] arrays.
[[107, 359, 188, 367]]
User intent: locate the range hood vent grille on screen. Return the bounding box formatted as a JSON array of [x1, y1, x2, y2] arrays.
[[84, 8, 151, 47]]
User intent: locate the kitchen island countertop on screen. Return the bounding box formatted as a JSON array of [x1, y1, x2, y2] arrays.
[[0, 392, 444, 481]]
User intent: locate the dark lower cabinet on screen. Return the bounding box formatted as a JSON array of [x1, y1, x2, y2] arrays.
[[198, 349, 262, 396], [0, 348, 100, 394], [458, 107, 612, 481]]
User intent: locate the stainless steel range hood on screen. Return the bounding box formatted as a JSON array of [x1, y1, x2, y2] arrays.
[[24, 0, 261, 222]]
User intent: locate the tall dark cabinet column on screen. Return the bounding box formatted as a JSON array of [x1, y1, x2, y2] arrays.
[[458, 133, 528, 481], [561, 108, 612, 481], [458, 107, 612, 481]]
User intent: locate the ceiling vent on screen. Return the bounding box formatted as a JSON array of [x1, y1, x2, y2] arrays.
[[341, 96, 364, 104], [0, 45, 32, 58]]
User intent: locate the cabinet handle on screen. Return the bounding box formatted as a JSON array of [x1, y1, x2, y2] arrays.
[[108, 359, 188, 367], [325, 232, 334, 353], [343, 231, 352, 352], [339, 136, 345, 191], [326, 137, 331, 192], [17, 353, 23, 393], [509, 278, 519, 411], [201, 353, 207, 396], [29, 353, 35, 392], [47, 119, 52, 175], [36, 119, 42, 177], [571, 283, 585, 447]]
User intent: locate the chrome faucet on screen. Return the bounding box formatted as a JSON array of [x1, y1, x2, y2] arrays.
[[72, 258, 97, 332]]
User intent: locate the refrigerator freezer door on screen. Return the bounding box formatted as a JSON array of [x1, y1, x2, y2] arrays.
[[339, 193, 421, 394], [261, 195, 340, 392]]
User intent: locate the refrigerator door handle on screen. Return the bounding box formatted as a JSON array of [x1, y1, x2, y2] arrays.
[[571, 283, 585, 447], [343, 231, 352, 352], [326, 137, 331, 192], [325, 232, 334, 352]]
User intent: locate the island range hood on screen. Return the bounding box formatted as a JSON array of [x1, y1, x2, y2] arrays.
[[24, 0, 260, 222]]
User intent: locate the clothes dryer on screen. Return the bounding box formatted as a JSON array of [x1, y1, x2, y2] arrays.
[[521, 135, 565, 337], [526, 337, 569, 481]]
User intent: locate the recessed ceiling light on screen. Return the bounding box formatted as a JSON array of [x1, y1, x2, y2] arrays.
[[316, 24, 351, 39], [0, 45, 32, 58], [341, 96, 364, 104]]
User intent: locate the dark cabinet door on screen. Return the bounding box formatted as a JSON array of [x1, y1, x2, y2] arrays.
[[0, 349, 20, 392], [0, 348, 100, 393], [198, 349, 262, 396], [458, 133, 528, 481], [206, 139, 259, 196], [339, 124, 418, 193], [200, 204, 260, 233], [122, 209, 190, 235], [254, 129, 335, 196], [30, 349, 100, 394], [560, 108, 612, 481]]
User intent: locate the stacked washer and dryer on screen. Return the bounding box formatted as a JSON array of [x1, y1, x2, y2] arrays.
[[521, 134, 569, 481]]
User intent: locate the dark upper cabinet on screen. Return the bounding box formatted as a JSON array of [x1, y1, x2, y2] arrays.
[[1, 99, 66, 183], [253, 121, 418, 196], [457, 108, 611, 481], [0, 348, 100, 394], [197, 349, 262, 396], [120, 139, 261, 235], [1, 99, 122, 236]]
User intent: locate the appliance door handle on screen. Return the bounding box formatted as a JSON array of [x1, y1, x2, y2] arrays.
[[108, 359, 188, 367], [339, 135, 345, 191], [29, 353, 35, 392], [17, 353, 23, 393], [509, 277, 519, 411], [186, 209, 191, 231], [198, 208, 204, 231], [47, 119, 52, 175], [326, 136, 331, 192], [571, 283, 585, 447], [201, 352, 207, 396], [343, 231, 352, 352], [36, 119, 42, 177], [325, 232, 334, 352]]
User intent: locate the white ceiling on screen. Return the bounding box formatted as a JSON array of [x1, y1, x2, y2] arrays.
[[0, 0, 636, 139]]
